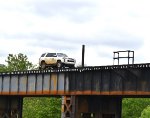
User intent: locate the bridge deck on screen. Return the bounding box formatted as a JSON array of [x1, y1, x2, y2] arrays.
[[0, 63, 150, 96]]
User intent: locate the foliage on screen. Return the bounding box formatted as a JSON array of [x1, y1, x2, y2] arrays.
[[0, 64, 7, 72], [122, 98, 150, 118], [5, 53, 34, 71], [140, 105, 150, 118], [23, 97, 61, 118]]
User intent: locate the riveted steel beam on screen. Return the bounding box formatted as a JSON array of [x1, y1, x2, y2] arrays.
[[0, 63, 150, 96]]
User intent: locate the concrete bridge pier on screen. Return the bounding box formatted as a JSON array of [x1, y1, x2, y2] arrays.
[[0, 96, 23, 118], [62, 96, 122, 118]]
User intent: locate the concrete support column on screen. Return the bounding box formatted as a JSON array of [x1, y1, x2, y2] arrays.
[[0, 96, 23, 118]]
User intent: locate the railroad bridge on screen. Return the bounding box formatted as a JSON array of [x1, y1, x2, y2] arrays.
[[0, 63, 150, 118]]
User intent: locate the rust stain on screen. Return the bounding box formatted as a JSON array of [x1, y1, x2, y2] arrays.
[[110, 91, 123, 95], [50, 90, 58, 95], [51, 73, 57, 91], [35, 91, 42, 94], [18, 91, 27, 95], [57, 90, 65, 95], [137, 91, 150, 95], [76, 91, 83, 95], [9, 92, 18, 95], [1, 92, 10, 95], [2, 90, 150, 95], [26, 91, 35, 95], [123, 91, 137, 95], [100, 91, 110, 95], [42, 90, 50, 94], [83, 90, 92, 94], [91, 91, 101, 95]]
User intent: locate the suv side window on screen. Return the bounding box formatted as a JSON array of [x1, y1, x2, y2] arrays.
[[46, 53, 57, 57], [41, 53, 46, 57], [57, 53, 68, 57]]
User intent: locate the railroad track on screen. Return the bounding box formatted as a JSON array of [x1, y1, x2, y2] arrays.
[[1, 63, 150, 75]]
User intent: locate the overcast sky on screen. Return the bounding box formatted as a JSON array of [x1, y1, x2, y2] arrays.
[[0, 0, 150, 66]]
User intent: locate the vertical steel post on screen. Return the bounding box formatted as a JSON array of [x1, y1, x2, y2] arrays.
[[18, 97, 23, 118], [133, 51, 134, 64], [82, 45, 85, 67], [118, 52, 119, 65], [128, 50, 130, 65]]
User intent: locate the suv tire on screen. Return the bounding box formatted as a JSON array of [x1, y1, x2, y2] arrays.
[[57, 61, 62, 68], [41, 61, 46, 69]]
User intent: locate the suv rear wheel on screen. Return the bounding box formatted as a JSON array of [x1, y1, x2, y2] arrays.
[[41, 61, 46, 69]]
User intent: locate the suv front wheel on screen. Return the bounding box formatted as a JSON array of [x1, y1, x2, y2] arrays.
[[57, 61, 62, 68]]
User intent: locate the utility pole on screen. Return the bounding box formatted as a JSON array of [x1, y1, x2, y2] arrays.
[[82, 45, 85, 67]]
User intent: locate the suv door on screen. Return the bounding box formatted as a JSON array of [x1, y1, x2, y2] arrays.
[[45, 53, 57, 64]]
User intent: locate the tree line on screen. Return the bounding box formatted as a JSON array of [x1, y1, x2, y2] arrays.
[[0, 53, 150, 118]]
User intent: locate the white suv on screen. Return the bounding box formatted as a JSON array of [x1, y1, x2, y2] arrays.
[[39, 53, 76, 69]]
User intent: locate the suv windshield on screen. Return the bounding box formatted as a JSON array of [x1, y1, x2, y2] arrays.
[[57, 53, 68, 57]]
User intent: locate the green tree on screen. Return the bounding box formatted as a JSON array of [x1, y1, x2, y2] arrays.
[[0, 65, 6, 72], [23, 97, 61, 118], [122, 98, 150, 118], [5, 53, 34, 71], [140, 105, 150, 118]]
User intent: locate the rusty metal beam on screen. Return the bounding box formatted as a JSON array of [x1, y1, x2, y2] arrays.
[[0, 63, 150, 96]]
